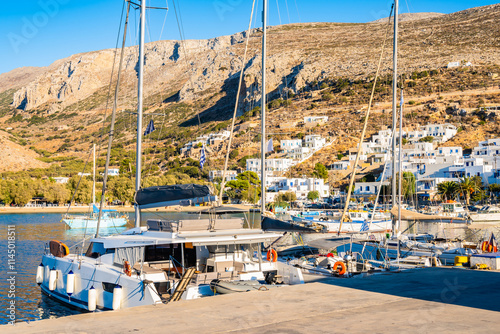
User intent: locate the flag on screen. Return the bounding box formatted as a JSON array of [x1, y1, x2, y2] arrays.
[[144, 120, 155, 136], [489, 233, 498, 252], [400, 89, 404, 106], [199, 145, 206, 170], [266, 138, 273, 153], [360, 221, 369, 232]]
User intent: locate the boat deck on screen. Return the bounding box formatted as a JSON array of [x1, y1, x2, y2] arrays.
[[10, 267, 500, 333]]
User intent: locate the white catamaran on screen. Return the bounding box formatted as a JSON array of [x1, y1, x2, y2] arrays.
[[37, 0, 303, 311]]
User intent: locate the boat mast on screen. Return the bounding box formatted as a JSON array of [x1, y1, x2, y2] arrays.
[[391, 0, 399, 236], [92, 143, 96, 205], [135, 0, 146, 228], [95, 1, 131, 237], [260, 0, 267, 215]]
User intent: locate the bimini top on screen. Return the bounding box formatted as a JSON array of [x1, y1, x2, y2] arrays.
[[135, 184, 215, 209]]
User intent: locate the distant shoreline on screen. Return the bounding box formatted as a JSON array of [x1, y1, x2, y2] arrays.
[[0, 204, 253, 214]]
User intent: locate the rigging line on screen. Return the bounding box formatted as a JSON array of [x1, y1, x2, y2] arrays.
[[338, 3, 394, 235], [158, 0, 169, 41], [63, 145, 93, 225], [96, 0, 131, 237], [293, 0, 301, 23], [284, 0, 291, 24], [218, 0, 257, 206], [172, 0, 201, 127], [275, 0, 282, 25], [97, 0, 126, 156]]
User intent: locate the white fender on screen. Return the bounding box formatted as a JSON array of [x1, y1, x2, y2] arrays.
[[48, 269, 57, 291], [66, 270, 75, 296], [88, 286, 97, 311], [112, 285, 122, 310], [44, 265, 50, 284], [36, 263, 44, 285]]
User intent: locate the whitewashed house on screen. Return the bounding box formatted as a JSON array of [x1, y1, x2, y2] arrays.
[[246, 158, 293, 175], [267, 177, 330, 199], [209, 170, 237, 182], [280, 139, 302, 153]]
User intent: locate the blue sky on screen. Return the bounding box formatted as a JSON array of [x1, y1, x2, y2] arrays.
[[0, 0, 497, 75]]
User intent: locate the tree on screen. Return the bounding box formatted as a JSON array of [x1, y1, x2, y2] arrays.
[[225, 171, 261, 203], [67, 176, 93, 204], [489, 183, 500, 198], [437, 181, 458, 201], [419, 136, 434, 143], [313, 162, 328, 180], [107, 177, 135, 204], [401, 172, 416, 199], [229, 149, 239, 160], [307, 190, 320, 202], [274, 191, 297, 208], [457, 177, 480, 205]]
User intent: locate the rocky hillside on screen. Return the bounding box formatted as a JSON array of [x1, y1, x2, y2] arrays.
[[371, 12, 444, 23], [0, 4, 499, 175]]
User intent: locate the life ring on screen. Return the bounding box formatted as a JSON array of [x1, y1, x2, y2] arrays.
[[333, 261, 346, 275], [481, 241, 490, 252], [266, 249, 278, 262], [123, 261, 132, 276]]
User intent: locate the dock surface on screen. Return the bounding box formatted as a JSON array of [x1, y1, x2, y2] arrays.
[[7, 267, 500, 333]]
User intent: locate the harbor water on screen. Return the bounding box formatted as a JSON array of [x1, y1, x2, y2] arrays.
[[0, 211, 261, 325]]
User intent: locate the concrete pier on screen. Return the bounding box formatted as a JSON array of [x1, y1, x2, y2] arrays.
[[7, 267, 500, 333]]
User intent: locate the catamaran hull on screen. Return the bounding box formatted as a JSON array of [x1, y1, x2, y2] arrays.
[[40, 254, 162, 311]]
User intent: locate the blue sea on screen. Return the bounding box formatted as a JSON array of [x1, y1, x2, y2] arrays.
[[0, 211, 261, 325]]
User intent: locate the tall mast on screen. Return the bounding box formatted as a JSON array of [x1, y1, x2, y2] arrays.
[[92, 143, 96, 205], [260, 0, 268, 215], [391, 0, 399, 236], [135, 0, 146, 228]]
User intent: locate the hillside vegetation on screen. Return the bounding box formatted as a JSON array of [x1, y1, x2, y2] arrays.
[[0, 4, 499, 201]]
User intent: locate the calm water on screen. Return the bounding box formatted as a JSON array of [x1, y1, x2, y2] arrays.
[[1, 211, 496, 325], [0, 211, 261, 325]]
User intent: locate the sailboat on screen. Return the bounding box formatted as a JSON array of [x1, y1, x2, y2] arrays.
[[62, 144, 128, 230], [36, 0, 303, 311]]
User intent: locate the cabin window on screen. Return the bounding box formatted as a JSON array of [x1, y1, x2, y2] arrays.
[[85, 242, 105, 258]]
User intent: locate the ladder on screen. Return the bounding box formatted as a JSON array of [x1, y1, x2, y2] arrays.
[[169, 267, 196, 302]]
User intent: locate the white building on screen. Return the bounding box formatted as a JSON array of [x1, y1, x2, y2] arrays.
[[208, 170, 238, 182], [304, 135, 326, 150], [330, 161, 350, 170], [280, 139, 302, 153], [53, 177, 69, 184], [108, 169, 120, 176], [304, 116, 328, 124], [246, 158, 293, 175], [267, 177, 330, 199], [406, 124, 457, 144], [354, 181, 390, 195]]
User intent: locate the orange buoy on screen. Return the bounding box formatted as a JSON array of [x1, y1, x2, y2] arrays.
[[123, 261, 132, 276], [266, 249, 278, 262], [333, 261, 346, 275]]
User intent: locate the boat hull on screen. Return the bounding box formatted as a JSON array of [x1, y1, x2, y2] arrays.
[[63, 217, 128, 229]]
